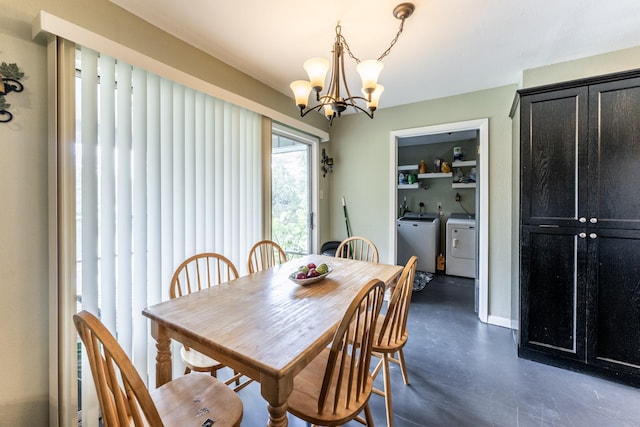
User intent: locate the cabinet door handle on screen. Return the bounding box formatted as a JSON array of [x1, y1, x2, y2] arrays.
[[590, 233, 598, 239], [578, 232, 587, 238], [590, 217, 598, 224], [579, 217, 587, 223]]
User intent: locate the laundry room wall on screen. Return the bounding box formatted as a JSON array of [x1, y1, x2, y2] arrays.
[[397, 138, 477, 249]]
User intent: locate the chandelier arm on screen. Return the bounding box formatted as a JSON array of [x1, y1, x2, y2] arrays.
[[333, 37, 345, 101], [319, 94, 337, 104], [339, 42, 356, 104], [299, 94, 372, 118], [344, 102, 375, 119], [343, 95, 370, 103], [298, 103, 325, 118]]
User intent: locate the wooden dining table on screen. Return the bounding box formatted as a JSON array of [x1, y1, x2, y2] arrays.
[[142, 254, 403, 427]]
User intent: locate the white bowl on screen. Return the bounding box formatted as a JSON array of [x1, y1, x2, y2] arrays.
[[289, 266, 332, 286]]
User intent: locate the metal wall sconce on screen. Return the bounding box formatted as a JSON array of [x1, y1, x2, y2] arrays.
[[321, 148, 334, 177], [0, 62, 25, 123]]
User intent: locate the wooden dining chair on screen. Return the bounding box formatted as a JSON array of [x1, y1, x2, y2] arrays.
[[335, 236, 379, 263], [247, 239, 287, 274], [370, 255, 418, 427], [170, 252, 252, 392], [74, 310, 243, 427], [286, 279, 386, 426]]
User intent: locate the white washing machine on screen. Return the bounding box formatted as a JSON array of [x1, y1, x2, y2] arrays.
[[446, 213, 476, 278], [397, 213, 440, 273]]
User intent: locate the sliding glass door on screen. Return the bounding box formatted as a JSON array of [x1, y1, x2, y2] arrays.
[[73, 45, 262, 426], [271, 132, 312, 259]]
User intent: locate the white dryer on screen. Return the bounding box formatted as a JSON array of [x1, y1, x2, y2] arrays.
[[446, 214, 476, 278]]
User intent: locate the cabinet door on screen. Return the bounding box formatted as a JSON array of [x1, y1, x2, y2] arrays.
[[520, 88, 588, 227], [586, 229, 640, 375], [589, 77, 640, 230], [520, 226, 587, 360]]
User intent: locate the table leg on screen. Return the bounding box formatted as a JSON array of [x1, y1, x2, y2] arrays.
[[150, 322, 172, 387], [266, 403, 288, 427], [260, 374, 293, 427]]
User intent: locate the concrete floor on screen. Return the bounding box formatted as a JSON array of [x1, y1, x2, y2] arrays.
[[235, 274, 640, 426]]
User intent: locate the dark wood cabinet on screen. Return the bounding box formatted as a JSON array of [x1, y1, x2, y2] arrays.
[[519, 70, 640, 386]]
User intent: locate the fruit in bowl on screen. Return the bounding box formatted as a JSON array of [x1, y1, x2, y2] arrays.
[[290, 263, 332, 285], [316, 263, 329, 275]]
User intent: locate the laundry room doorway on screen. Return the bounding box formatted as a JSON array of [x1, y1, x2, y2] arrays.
[[389, 119, 489, 323]]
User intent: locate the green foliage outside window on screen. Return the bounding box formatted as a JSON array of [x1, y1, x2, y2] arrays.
[[272, 150, 308, 259]]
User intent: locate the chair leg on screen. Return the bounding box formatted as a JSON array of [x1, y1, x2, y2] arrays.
[[397, 349, 409, 385], [382, 353, 393, 427], [363, 402, 374, 426]]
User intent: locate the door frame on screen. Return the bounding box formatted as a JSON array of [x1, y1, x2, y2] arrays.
[[389, 118, 489, 323]]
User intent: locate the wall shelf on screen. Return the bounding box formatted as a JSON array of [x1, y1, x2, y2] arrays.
[[398, 183, 420, 190], [418, 172, 452, 179], [452, 182, 477, 189], [452, 160, 476, 167]]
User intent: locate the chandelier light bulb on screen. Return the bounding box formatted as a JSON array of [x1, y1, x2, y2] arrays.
[[303, 58, 330, 92], [363, 84, 384, 111], [290, 80, 312, 109], [323, 103, 335, 119], [356, 60, 384, 95]]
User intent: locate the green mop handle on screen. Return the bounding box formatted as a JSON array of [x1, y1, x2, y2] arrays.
[[342, 196, 352, 238]]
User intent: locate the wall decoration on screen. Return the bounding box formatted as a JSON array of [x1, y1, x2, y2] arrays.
[[0, 62, 25, 123], [321, 148, 334, 177]]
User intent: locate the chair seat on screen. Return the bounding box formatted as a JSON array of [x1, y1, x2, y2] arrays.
[[181, 346, 225, 372], [372, 314, 409, 353], [287, 347, 373, 426], [151, 372, 243, 426]]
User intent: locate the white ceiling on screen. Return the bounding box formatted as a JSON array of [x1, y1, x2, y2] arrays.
[[109, 0, 640, 110]]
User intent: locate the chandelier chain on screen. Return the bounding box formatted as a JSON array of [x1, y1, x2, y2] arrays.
[[377, 18, 406, 61], [340, 17, 407, 64], [340, 34, 361, 64]]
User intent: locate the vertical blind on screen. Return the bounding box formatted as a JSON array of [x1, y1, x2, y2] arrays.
[[75, 45, 262, 425]]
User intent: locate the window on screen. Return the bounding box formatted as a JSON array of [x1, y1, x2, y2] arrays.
[[271, 131, 312, 258]]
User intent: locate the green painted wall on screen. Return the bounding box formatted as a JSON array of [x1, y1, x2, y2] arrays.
[[522, 45, 640, 89], [0, 4, 49, 425], [325, 85, 517, 325]]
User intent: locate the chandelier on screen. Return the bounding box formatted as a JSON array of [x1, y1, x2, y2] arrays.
[[290, 3, 415, 125]]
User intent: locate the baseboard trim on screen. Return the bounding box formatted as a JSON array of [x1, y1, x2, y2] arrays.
[[487, 315, 512, 329]]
